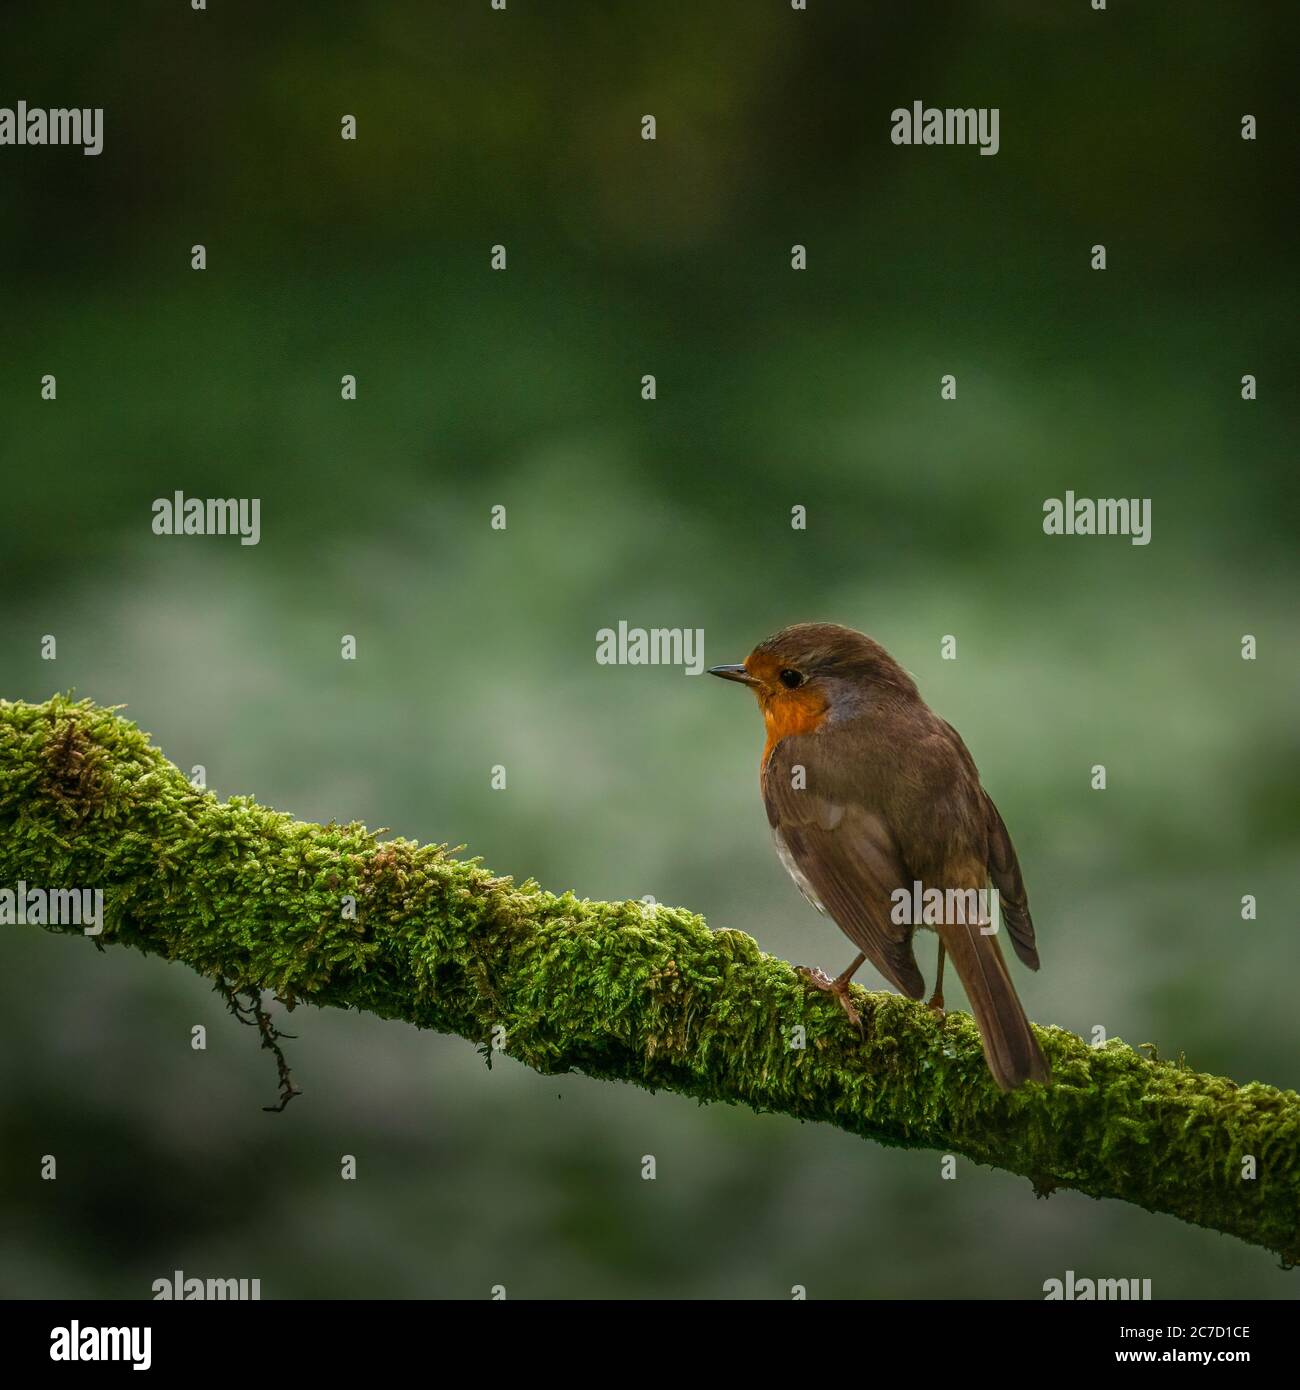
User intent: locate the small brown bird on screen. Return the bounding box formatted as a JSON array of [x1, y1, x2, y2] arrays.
[[710, 622, 1050, 1091]]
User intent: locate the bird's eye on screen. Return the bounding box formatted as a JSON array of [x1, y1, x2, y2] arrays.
[[778, 668, 803, 689]]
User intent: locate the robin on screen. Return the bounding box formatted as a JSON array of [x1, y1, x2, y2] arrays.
[[710, 622, 1050, 1091]]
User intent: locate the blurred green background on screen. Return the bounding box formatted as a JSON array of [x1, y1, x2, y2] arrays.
[[1, 1, 1297, 1299]]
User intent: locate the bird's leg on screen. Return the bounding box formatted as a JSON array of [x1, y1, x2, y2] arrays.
[[927, 941, 946, 1017], [796, 953, 867, 1035]]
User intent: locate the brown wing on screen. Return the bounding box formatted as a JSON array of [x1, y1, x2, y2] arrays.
[[983, 792, 1040, 969], [932, 718, 1040, 973], [763, 741, 924, 999]]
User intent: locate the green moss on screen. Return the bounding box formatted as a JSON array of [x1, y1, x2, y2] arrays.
[[2, 696, 1297, 1265]]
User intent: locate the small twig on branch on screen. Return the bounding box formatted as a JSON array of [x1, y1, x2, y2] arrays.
[[216, 979, 302, 1112]]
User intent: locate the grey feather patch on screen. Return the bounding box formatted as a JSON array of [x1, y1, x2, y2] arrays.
[[772, 827, 827, 913]]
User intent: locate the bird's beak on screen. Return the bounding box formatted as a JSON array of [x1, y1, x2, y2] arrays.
[[708, 664, 758, 686]]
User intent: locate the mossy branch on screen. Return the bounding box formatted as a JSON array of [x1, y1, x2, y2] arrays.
[[2, 696, 1297, 1266]]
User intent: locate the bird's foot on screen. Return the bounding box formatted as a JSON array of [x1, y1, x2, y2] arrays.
[[926, 988, 946, 1020], [796, 966, 863, 1036]]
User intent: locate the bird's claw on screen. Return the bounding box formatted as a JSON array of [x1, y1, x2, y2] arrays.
[[796, 965, 864, 1037], [796, 965, 834, 990]]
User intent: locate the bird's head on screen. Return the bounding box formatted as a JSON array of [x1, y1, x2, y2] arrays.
[[709, 623, 917, 734]]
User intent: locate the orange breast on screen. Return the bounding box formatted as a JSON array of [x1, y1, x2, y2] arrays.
[[761, 688, 830, 773]]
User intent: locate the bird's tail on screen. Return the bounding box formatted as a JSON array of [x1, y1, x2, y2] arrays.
[[940, 916, 1050, 1091]]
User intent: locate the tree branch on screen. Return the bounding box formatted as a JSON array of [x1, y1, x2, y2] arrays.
[[2, 695, 1297, 1266]]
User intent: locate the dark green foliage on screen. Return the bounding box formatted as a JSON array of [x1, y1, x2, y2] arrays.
[[2, 696, 1297, 1264]]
